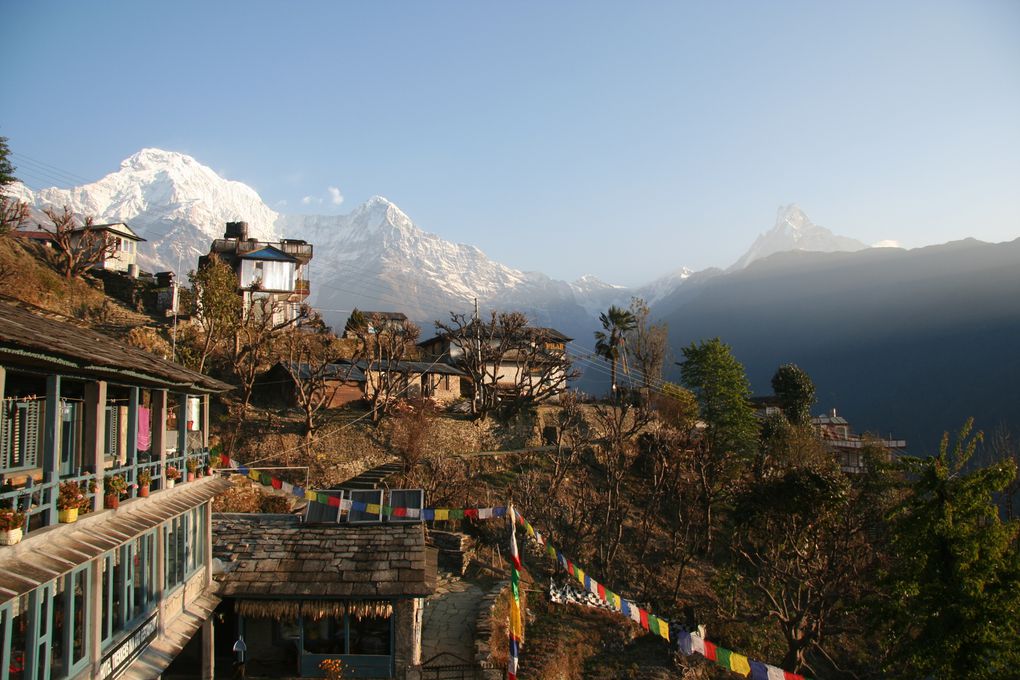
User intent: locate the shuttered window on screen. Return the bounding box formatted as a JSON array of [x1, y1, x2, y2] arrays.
[[1, 401, 40, 471], [104, 406, 119, 460]]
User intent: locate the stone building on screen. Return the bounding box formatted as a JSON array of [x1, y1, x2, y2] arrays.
[[213, 514, 436, 679]]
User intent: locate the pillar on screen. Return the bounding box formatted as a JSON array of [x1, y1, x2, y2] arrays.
[[42, 374, 61, 521], [83, 381, 107, 513], [88, 556, 104, 677], [176, 393, 188, 461], [201, 394, 210, 449], [151, 389, 168, 488], [127, 386, 139, 496], [201, 617, 214, 680]]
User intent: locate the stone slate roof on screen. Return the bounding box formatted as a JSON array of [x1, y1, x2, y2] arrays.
[[0, 299, 231, 394], [213, 514, 433, 599]]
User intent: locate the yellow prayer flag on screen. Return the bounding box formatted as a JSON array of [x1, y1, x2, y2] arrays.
[[305, 490, 317, 501], [657, 618, 670, 641], [366, 503, 381, 514], [435, 509, 449, 521], [248, 470, 260, 481], [729, 652, 751, 676], [576, 568, 585, 584]]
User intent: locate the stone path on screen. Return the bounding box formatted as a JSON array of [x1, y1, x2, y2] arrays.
[[421, 572, 486, 664]]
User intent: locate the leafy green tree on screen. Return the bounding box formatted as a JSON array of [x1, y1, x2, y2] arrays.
[[881, 419, 1020, 678], [770, 363, 816, 426], [594, 304, 636, 400], [0, 137, 16, 189], [188, 257, 241, 372], [0, 137, 30, 237], [680, 338, 758, 552]]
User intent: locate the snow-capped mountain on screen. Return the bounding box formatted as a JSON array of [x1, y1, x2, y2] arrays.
[[10, 149, 642, 332], [729, 204, 867, 270], [12, 148, 281, 273]]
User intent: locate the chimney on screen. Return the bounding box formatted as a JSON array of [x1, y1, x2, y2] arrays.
[[831, 408, 837, 418], [224, 221, 249, 240]]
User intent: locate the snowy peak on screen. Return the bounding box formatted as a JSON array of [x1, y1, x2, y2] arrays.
[[730, 204, 867, 270]]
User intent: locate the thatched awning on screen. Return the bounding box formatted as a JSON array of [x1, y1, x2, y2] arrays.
[[236, 599, 394, 622]]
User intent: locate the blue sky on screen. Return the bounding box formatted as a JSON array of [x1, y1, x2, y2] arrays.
[[4, 1, 1019, 286]]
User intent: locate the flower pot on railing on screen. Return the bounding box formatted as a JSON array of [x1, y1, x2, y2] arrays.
[[187, 472, 195, 482], [137, 471, 152, 498], [104, 494, 119, 510], [138, 485, 150, 498], [58, 508, 79, 523], [0, 526, 23, 546], [166, 479, 176, 489], [0, 509, 26, 545]]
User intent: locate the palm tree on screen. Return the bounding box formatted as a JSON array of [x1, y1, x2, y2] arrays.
[[594, 305, 637, 400]]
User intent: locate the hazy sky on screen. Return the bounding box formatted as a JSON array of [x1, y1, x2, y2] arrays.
[[4, 1, 1019, 286]]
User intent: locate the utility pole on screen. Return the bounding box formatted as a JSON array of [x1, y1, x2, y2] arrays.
[[473, 297, 481, 415]]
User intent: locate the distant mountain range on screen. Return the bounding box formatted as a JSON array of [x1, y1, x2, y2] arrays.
[[8, 149, 866, 328], [13, 147, 1008, 449], [653, 239, 1020, 452]]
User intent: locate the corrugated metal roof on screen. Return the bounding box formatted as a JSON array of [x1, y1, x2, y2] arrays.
[[238, 245, 298, 262]]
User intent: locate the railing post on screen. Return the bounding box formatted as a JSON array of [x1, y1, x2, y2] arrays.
[[127, 386, 139, 497], [201, 394, 210, 450], [83, 381, 107, 513], [152, 389, 168, 489], [176, 393, 189, 474], [42, 374, 62, 524]]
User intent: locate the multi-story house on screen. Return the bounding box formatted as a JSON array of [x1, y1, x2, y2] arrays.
[[0, 299, 231, 679], [200, 221, 313, 326]]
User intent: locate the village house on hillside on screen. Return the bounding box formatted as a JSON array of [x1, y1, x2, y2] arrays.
[[199, 221, 313, 325], [256, 359, 466, 410], [15, 222, 146, 275], [811, 408, 906, 475], [0, 299, 231, 680], [753, 398, 907, 474], [343, 311, 410, 339], [212, 514, 435, 679], [418, 324, 573, 402]]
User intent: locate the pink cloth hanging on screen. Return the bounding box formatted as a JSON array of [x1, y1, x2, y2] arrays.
[[137, 406, 152, 451]]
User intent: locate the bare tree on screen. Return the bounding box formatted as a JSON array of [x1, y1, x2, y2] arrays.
[[348, 312, 421, 423], [229, 293, 307, 413], [0, 197, 29, 236], [280, 314, 343, 445], [626, 297, 669, 397], [435, 310, 574, 420], [39, 207, 118, 280]]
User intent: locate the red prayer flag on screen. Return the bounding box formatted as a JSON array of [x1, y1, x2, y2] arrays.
[[784, 674, 803, 680], [597, 583, 606, 599], [465, 508, 478, 519], [703, 641, 717, 661], [327, 496, 341, 508], [639, 609, 649, 630], [271, 478, 282, 489], [393, 507, 407, 517], [220, 454, 230, 467]]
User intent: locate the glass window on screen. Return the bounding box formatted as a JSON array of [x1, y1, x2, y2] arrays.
[[3, 595, 30, 680], [349, 614, 391, 655], [303, 617, 344, 654]]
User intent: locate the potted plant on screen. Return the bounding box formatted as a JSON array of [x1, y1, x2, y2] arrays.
[[185, 457, 197, 482], [165, 465, 181, 489], [0, 508, 26, 545], [103, 475, 127, 509], [137, 469, 152, 497], [319, 658, 347, 680], [57, 482, 84, 523], [78, 479, 96, 515]]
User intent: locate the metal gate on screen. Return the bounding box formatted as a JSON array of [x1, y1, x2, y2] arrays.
[[420, 652, 482, 680]]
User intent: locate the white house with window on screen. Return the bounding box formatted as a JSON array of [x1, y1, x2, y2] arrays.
[[69, 223, 145, 273], [0, 300, 231, 680]]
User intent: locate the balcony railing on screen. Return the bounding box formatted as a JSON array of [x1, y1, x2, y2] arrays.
[[1, 448, 213, 543]]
